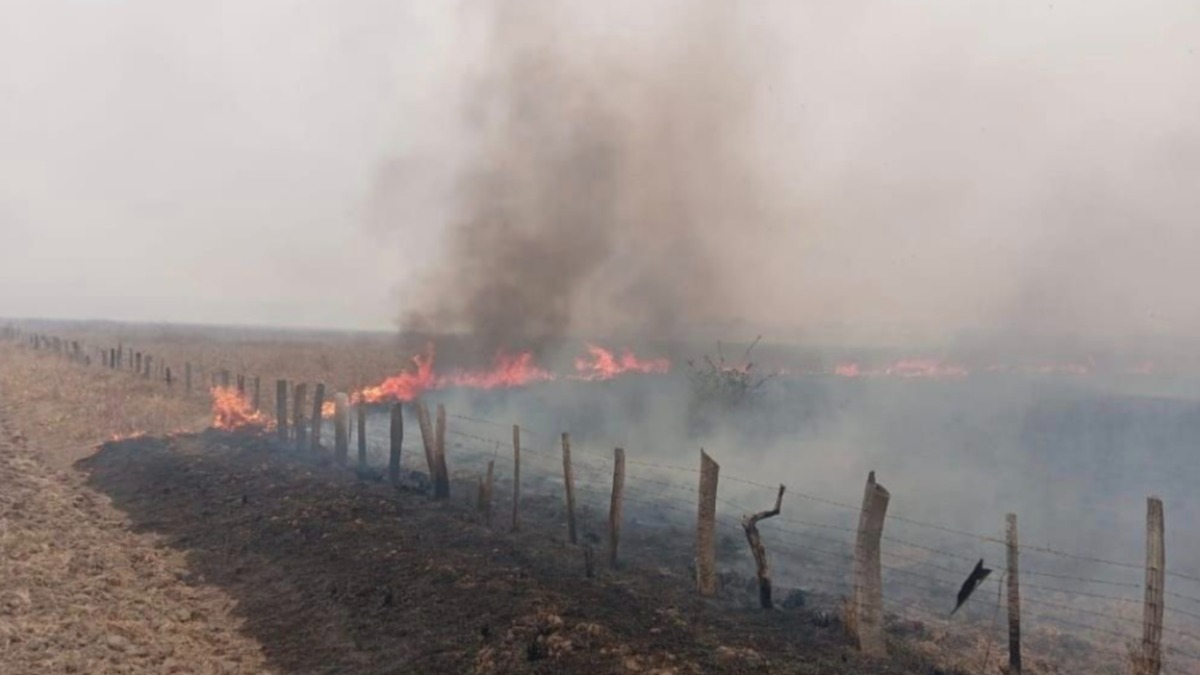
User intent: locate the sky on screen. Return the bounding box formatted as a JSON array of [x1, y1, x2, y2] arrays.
[[3, 0, 1200, 348]]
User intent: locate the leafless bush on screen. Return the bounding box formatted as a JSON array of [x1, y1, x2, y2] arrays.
[[685, 336, 774, 432]]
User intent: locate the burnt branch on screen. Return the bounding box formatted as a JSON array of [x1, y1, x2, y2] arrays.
[[742, 484, 786, 609]]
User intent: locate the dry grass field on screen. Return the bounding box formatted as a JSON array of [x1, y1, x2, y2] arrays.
[[0, 323, 1181, 674]]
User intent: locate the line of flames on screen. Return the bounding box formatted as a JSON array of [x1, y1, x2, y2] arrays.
[[210, 344, 1157, 428]]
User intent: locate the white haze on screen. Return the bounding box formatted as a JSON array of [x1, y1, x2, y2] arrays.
[[1, 1, 1198, 346]]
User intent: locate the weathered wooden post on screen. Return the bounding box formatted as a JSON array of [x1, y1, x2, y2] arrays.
[[696, 449, 720, 597], [562, 432, 578, 544], [357, 402, 367, 472], [309, 383, 325, 451], [165, 367, 172, 388], [432, 404, 449, 499], [275, 380, 288, 441], [743, 485, 786, 609], [252, 377, 261, 410], [293, 383, 308, 448], [144, 355, 152, 378], [853, 471, 890, 657], [1006, 513, 1022, 674], [389, 403, 403, 487], [477, 460, 495, 525], [512, 425, 521, 532], [1140, 497, 1165, 675], [333, 393, 349, 465], [608, 447, 626, 569], [136, 352, 142, 374], [415, 401, 436, 480]]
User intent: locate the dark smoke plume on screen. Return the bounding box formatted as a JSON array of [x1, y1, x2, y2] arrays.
[[387, 1, 769, 359]]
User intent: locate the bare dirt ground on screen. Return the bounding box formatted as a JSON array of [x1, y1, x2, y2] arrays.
[[0, 343, 960, 674]]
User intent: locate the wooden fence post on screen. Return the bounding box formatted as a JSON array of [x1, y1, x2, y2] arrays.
[[415, 401, 436, 481], [275, 380, 288, 441], [252, 377, 261, 411], [562, 432, 578, 544], [432, 404, 449, 499], [309, 383, 325, 451], [136, 352, 142, 374], [696, 449, 720, 596], [389, 403, 403, 487], [1006, 513, 1022, 674], [357, 402, 367, 472], [165, 367, 172, 388], [144, 355, 152, 378], [293, 383, 308, 448], [743, 485, 786, 609], [477, 460, 495, 525], [1140, 497, 1165, 675], [512, 425, 521, 532], [853, 471, 890, 657], [333, 393, 349, 465], [608, 447, 626, 569]]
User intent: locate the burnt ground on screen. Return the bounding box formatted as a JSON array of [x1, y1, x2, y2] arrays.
[[77, 430, 950, 675]]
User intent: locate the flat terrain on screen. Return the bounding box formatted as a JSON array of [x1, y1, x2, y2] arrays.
[[0, 341, 951, 674]]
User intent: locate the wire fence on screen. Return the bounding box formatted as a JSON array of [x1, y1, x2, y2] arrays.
[[9, 327, 1200, 675]]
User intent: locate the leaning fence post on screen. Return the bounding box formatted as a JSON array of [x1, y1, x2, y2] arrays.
[[1007, 513, 1022, 674], [415, 401, 436, 482], [853, 470, 890, 657], [562, 432, 578, 544], [309, 383, 326, 451], [275, 380, 288, 441], [608, 447, 626, 569], [433, 404, 449, 499], [389, 403, 403, 487], [357, 402, 367, 472], [696, 449, 720, 596], [1140, 497, 1165, 675], [293, 383, 308, 448], [512, 425, 521, 532], [333, 393, 349, 465]]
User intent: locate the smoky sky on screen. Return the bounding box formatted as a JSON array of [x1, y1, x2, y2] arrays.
[[4, 1, 1200, 348]]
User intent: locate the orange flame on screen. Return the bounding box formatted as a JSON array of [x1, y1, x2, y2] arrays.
[[573, 344, 671, 381], [832, 359, 968, 379], [210, 386, 274, 431], [440, 351, 554, 389], [356, 346, 437, 404]]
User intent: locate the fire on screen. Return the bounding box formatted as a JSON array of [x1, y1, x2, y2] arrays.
[[210, 386, 274, 431], [440, 351, 554, 389], [356, 346, 437, 404], [106, 430, 147, 442], [573, 344, 671, 381], [831, 359, 968, 379], [339, 342, 672, 405]]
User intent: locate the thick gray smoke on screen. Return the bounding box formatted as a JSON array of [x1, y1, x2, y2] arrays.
[[389, 2, 767, 356]]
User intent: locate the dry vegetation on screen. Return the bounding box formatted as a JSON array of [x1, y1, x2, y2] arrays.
[[0, 324, 1181, 674]]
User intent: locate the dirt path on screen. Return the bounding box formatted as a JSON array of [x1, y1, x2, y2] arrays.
[[0, 347, 271, 674]]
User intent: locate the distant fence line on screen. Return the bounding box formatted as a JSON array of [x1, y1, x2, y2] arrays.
[[4, 323, 1198, 675]]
